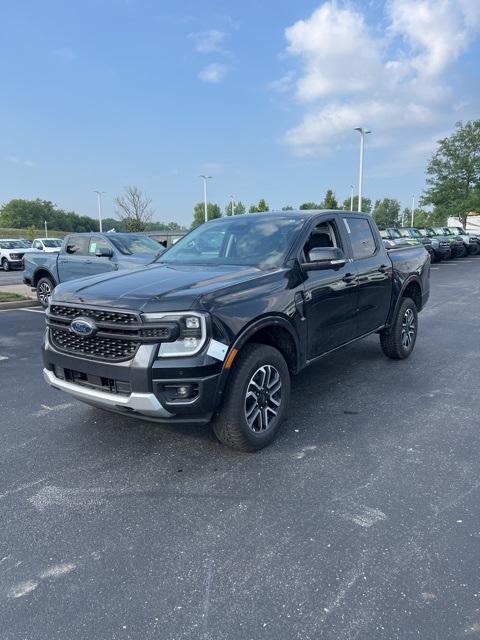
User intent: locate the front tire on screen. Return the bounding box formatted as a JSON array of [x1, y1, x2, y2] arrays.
[[380, 297, 418, 360], [36, 277, 54, 308], [2, 258, 10, 271], [213, 343, 290, 452]]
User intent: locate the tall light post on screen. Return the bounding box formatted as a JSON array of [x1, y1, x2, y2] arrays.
[[350, 185, 354, 212], [354, 127, 371, 212], [230, 194, 235, 216], [199, 175, 212, 223], [94, 190, 106, 232], [44, 220, 48, 238], [411, 195, 415, 226]]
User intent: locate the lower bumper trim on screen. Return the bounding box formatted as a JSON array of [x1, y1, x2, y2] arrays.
[[43, 368, 174, 418]]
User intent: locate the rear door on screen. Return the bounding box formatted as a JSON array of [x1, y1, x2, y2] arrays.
[[57, 235, 90, 282], [341, 216, 392, 336], [301, 214, 359, 358]]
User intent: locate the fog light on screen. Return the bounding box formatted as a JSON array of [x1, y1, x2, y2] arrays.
[[177, 385, 191, 398], [183, 337, 198, 349]]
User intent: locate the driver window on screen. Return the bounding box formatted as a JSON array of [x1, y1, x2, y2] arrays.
[[89, 237, 111, 255], [303, 221, 340, 262]]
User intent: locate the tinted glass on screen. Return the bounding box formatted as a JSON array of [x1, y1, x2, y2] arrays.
[[344, 217, 377, 259], [160, 217, 305, 268], [109, 235, 162, 255], [65, 236, 90, 255], [44, 239, 62, 247]]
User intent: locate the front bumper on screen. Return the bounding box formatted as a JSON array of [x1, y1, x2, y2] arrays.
[[42, 332, 224, 424], [5, 259, 24, 269]]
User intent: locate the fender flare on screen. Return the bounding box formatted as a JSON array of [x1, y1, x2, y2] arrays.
[[33, 267, 57, 288], [215, 314, 301, 402], [386, 275, 422, 329]]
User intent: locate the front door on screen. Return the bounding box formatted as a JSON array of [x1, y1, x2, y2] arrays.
[[302, 217, 359, 358], [85, 237, 117, 277]]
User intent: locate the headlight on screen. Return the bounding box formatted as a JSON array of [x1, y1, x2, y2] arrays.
[[142, 312, 208, 358]]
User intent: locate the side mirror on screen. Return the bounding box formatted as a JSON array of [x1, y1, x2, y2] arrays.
[[301, 247, 346, 271], [96, 247, 113, 258]]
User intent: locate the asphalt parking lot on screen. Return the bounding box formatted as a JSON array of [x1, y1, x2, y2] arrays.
[[0, 270, 24, 286], [1, 257, 480, 640]]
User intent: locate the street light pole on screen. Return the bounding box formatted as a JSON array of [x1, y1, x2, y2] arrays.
[[94, 190, 106, 232], [411, 195, 415, 226], [350, 185, 354, 212], [354, 127, 371, 212], [44, 220, 48, 238], [230, 194, 235, 216], [199, 175, 212, 223]]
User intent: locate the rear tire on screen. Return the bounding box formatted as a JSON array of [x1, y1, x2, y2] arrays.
[[2, 258, 10, 271], [380, 297, 418, 360], [213, 343, 290, 452], [36, 277, 54, 308]]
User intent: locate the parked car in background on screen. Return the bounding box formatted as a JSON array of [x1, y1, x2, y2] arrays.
[[426, 226, 467, 258], [32, 238, 63, 253], [147, 231, 186, 249], [379, 228, 435, 262], [443, 226, 480, 255], [0, 239, 35, 270], [24, 232, 164, 307], [42, 211, 430, 451], [395, 228, 436, 262], [416, 228, 452, 261], [19, 238, 33, 248]]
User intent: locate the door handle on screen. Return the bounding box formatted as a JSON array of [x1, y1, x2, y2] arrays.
[[85, 260, 92, 264], [378, 264, 389, 272], [342, 273, 356, 283], [59, 259, 68, 263]]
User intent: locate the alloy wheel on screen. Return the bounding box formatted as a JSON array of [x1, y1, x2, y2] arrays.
[[38, 281, 51, 305], [244, 364, 282, 432], [401, 308, 416, 348]]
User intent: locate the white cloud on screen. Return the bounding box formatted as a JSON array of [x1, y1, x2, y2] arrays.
[[198, 63, 228, 83], [189, 29, 226, 53], [278, 0, 480, 156], [5, 156, 35, 167]]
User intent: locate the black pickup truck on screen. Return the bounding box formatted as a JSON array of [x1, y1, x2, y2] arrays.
[[42, 211, 430, 451]]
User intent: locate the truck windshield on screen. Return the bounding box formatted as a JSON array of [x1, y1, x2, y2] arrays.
[[439, 228, 453, 235], [397, 229, 411, 238], [447, 227, 462, 235], [109, 235, 162, 255], [0, 240, 24, 249], [43, 239, 62, 247], [159, 217, 305, 268], [387, 229, 402, 238]]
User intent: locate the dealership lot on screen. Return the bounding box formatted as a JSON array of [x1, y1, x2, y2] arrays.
[[1, 258, 480, 639]]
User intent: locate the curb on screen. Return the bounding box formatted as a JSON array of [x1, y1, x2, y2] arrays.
[[0, 299, 41, 311]]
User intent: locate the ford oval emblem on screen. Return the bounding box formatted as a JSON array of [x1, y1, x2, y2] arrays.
[[70, 317, 97, 337]]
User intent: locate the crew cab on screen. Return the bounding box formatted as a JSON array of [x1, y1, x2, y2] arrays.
[[24, 232, 164, 307], [415, 228, 452, 261], [426, 226, 466, 258], [32, 237, 63, 253], [42, 212, 430, 451], [0, 238, 35, 271]]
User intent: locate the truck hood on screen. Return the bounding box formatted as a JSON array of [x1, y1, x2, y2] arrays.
[[52, 263, 267, 312]]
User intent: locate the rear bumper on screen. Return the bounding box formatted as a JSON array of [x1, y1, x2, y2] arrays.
[[42, 332, 224, 424]]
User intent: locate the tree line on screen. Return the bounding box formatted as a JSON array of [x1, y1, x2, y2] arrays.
[[1, 120, 478, 235]]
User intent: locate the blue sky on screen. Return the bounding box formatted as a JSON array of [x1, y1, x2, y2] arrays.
[[1, 0, 479, 226]]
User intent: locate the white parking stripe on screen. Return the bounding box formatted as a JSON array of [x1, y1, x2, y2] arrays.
[[18, 307, 44, 313], [0, 355, 8, 361]]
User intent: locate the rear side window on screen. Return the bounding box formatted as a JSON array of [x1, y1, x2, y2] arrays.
[[343, 217, 377, 259], [65, 236, 89, 255], [89, 237, 111, 255]]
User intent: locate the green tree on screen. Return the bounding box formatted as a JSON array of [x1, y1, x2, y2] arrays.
[[342, 195, 372, 213], [321, 189, 338, 209], [299, 202, 320, 210], [249, 198, 269, 213], [192, 202, 222, 228], [225, 200, 246, 216], [0, 198, 99, 232], [422, 120, 480, 227], [282, 205, 294, 210], [372, 198, 401, 228]]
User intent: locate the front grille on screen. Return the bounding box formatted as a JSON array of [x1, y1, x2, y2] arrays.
[[49, 305, 139, 325], [50, 327, 139, 361], [55, 366, 132, 395]]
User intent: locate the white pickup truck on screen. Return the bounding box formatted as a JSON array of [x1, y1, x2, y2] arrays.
[[32, 238, 63, 253], [0, 239, 35, 271]]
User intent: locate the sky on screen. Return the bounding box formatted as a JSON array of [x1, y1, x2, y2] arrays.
[[1, 0, 479, 226]]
